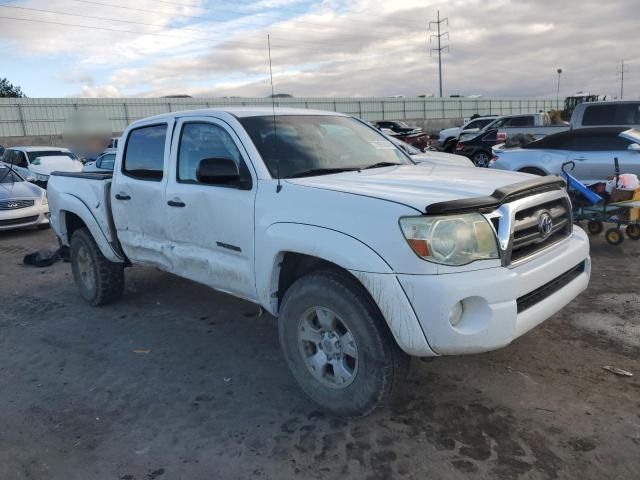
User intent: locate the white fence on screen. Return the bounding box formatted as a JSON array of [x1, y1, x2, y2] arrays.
[[0, 97, 563, 137]]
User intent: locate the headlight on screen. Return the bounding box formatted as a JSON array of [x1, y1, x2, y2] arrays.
[[399, 213, 499, 266], [41, 191, 48, 205]]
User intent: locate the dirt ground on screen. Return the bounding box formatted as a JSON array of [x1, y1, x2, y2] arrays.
[[0, 227, 638, 480]]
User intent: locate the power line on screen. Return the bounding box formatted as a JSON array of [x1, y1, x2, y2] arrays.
[[429, 10, 449, 98], [0, 5, 426, 53], [0, 14, 424, 62], [66, 0, 420, 37], [0, 3, 405, 48], [149, 0, 427, 29]]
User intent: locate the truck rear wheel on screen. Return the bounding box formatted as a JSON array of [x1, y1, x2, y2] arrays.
[[70, 228, 124, 306], [278, 270, 409, 417]]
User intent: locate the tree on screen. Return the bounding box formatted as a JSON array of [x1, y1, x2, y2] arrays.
[[0, 78, 26, 98]]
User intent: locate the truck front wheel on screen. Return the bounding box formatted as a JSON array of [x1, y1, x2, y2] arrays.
[[278, 270, 409, 417], [70, 228, 124, 306]]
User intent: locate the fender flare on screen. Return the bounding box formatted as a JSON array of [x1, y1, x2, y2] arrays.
[[256, 222, 433, 356], [55, 193, 124, 263], [257, 222, 392, 314]]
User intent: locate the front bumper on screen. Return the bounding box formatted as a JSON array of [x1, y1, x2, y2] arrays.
[[355, 227, 590, 357], [397, 227, 590, 355], [0, 204, 50, 231]]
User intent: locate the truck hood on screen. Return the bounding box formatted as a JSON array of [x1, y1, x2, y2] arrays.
[[30, 156, 83, 175], [286, 163, 533, 212]]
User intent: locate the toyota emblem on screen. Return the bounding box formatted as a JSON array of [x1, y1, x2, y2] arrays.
[[538, 211, 553, 238]]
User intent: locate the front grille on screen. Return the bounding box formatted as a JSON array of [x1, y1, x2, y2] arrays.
[[510, 198, 572, 263], [0, 199, 34, 210], [0, 215, 39, 226], [517, 261, 585, 313]]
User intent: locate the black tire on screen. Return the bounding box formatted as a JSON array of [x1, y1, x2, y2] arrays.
[[519, 167, 547, 176], [472, 151, 491, 167], [70, 228, 124, 306], [604, 227, 624, 246], [278, 270, 409, 417], [626, 224, 640, 240], [587, 220, 604, 235]]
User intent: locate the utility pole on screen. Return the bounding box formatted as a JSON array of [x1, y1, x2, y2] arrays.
[[616, 60, 627, 99], [429, 10, 449, 98]]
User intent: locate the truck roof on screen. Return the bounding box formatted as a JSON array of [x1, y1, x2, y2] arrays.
[[129, 107, 348, 127], [9, 146, 71, 152]]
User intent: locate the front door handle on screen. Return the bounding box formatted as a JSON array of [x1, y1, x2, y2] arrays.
[[573, 157, 587, 161], [167, 200, 186, 208], [115, 193, 131, 200]]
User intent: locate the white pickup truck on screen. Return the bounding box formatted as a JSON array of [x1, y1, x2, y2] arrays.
[[48, 108, 591, 416]]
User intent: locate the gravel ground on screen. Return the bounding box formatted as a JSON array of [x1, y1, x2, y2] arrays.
[[0, 227, 638, 480]]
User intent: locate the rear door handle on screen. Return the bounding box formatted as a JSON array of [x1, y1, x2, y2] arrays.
[[574, 157, 587, 161], [167, 200, 186, 208], [115, 193, 131, 200]]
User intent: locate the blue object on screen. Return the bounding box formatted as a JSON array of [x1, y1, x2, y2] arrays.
[[564, 171, 602, 205]]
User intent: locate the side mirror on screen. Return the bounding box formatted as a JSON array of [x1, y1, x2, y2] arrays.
[[196, 157, 240, 184], [628, 143, 640, 152]]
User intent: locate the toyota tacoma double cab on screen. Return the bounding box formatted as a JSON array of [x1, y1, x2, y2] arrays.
[[47, 108, 591, 416]]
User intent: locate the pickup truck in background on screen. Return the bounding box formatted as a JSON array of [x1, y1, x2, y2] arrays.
[[47, 108, 591, 416], [570, 100, 640, 130], [490, 113, 569, 144]]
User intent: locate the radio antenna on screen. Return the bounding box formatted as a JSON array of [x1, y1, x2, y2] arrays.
[[268, 34, 282, 193]]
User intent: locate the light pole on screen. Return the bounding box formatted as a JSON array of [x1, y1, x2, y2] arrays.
[[556, 68, 563, 106]]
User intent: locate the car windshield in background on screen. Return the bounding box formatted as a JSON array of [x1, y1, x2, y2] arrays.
[[240, 115, 408, 178], [0, 166, 24, 183], [26, 151, 77, 162]]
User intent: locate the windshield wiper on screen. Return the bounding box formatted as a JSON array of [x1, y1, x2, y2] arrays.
[[286, 167, 361, 179], [361, 162, 403, 170]]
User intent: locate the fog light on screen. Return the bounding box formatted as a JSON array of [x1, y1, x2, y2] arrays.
[[449, 301, 464, 326]]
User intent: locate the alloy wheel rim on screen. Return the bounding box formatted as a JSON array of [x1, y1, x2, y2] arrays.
[[76, 244, 95, 292], [297, 307, 358, 389]]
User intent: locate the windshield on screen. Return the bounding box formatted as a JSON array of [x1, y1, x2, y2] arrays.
[[27, 150, 77, 162], [0, 165, 24, 183], [240, 115, 409, 178]]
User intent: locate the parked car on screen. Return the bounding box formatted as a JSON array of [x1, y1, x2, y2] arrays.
[[490, 127, 640, 182], [438, 115, 498, 151], [375, 120, 422, 135], [570, 101, 640, 130], [83, 149, 116, 172], [2, 146, 83, 186], [388, 136, 473, 167], [48, 107, 590, 416], [0, 162, 50, 231], [453, 129, 500, 166]]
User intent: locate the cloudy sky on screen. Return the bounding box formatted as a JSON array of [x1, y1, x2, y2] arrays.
[[0, 0, 637, 99]]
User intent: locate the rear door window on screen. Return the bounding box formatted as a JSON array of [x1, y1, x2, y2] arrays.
[[122, 124, 167, 180], [582, 104, 640, 126]]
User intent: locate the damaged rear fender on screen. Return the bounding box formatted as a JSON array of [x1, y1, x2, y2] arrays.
[[54, 194, 123, 263]]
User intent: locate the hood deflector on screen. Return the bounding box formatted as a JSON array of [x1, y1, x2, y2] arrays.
[[426, 176, 566, 214]]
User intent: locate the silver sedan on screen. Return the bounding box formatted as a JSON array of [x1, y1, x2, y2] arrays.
[[490, 127, 640, 183], [0, 163, 50, 231]]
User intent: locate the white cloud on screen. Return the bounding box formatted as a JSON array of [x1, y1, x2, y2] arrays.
[[0, 0, 638, 98]]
